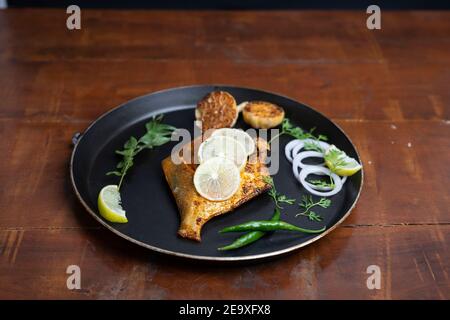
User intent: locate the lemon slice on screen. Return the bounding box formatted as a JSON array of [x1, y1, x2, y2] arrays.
[[211, 128, 255, 156], [324, 145, 362, 176], [97, 185, 128, 223], [198, 135, 247, 170], [194, 157, 240, 201]]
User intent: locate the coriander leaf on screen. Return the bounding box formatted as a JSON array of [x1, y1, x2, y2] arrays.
[[116, 161, 124, 169], [296, 195, 331, 220], [304, 141, 324, 153], [324, 147, 349, 168], [307, 211, 323, 222], [263, 176, 296, 209], [307, 179, 334, 189], [124, 136, 138, 149], [269, 118, 328, 144], [106, 171, 122, 177], [317, 198, 331, 208], [107, 115, 176, 190]]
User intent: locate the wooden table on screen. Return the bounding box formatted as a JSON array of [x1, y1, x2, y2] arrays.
[[0, 9, 448, 299]]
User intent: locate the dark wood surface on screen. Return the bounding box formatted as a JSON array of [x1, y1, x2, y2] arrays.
[[0, 9, 449, 299]]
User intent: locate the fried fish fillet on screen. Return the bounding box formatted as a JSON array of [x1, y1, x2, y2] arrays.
[[161, 138, 270, 241]]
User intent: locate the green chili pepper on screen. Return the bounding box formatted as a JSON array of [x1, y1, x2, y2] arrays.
[[218, 208, 281, 251], [219, 220, 325, 234]]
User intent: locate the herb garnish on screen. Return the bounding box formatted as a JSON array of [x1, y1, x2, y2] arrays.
[[307, 179, 335, 189], [263, 176, 295, 209], [107, 115, 176, 190], [296, 195, 331, 221], [324, 147, 348, 168], [303, 140, 324, 153], [269, 118, 328, 144]]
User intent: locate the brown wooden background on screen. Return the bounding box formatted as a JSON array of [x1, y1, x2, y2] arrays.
[[0, 9, 449, 299]]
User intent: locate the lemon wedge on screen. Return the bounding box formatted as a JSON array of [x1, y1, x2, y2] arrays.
[[324, 145, 362, 176], [193, 157, 240, 201], [97, 185, 128, 223], [211, 128, 255, 156], [198, 135, 247, 170]]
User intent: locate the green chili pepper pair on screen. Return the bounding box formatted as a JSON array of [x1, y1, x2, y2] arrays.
[[218, 208, 281, 251], [218, 208, 326, 251]]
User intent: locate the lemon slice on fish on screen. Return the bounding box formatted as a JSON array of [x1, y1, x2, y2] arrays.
[[210, 128, 255, 156], [97, 185, 128, 223], [324, 145, 362, 176], [193, 157, 241, 201], [198, 135, 247, 170]]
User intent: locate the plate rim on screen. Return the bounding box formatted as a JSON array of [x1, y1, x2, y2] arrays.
[[70, 84, 364, 262]]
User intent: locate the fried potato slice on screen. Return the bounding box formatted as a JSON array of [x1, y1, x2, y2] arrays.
[[242, 101, 285, 129], [195, 91, 238, 131]]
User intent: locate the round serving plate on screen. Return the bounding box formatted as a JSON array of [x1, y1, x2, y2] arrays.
[[70, 85, 363, 262]]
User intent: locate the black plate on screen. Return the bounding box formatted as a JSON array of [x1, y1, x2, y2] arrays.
[[70, 85, 363, 262]]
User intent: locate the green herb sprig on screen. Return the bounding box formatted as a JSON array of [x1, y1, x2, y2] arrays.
[[107, 115, 176, 190], [307, 179, 335, 189], [263, 176, 295, 209], [269, 118, 328, 144], [296, 195, 331, 221], [303, 140, 325, 153], [324, 147, 348, 168]]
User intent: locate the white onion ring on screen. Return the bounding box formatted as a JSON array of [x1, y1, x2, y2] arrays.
[[313, 140, 331, 150], [304, 171, 334, 191], [292, 151, 325, 178], [304, 171, 346, 191], [290, 142, 305, 161], [291, 139, 330, 159], [285, 138, 347, 196], [292, 151, 336, 191], [285, 139, 331, 163], [284, 139, 302, 162], [298, 166, 343, 197]]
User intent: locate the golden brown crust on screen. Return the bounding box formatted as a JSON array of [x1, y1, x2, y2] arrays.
[[161, 138, 271, 241], [242, 101, 285, 129], [195, 91, 238, 131]]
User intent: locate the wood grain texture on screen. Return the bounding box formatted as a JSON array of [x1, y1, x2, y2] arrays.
[[0, 9, 449, 299], [0, 226, 448, 299]]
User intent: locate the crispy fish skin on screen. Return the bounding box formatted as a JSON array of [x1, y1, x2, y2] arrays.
[[161, 138, 270, 241]]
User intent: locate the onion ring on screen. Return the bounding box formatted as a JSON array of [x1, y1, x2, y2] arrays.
[[290, 142, 306, 161], [298, 166, 343, 197], [304, 173, 347, 191], [290, 139, 331, 160], [292, 151, 324, 177], [284, 139, 302, 162], [285, 138, 347, 196]]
